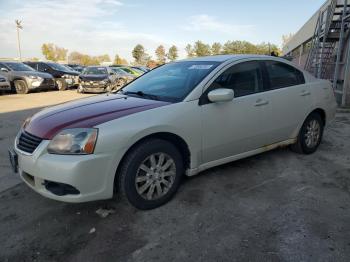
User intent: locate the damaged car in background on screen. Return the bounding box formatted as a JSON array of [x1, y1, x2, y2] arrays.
[[24, 61, 79, 91], [0, 61, 55, 94], [110, 67, 136, 87], [78, 66, 119, 93]]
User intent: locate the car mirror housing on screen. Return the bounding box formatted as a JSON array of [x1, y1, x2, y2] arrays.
[[1, 68, 9, 72], [208, 88, 234, 103]]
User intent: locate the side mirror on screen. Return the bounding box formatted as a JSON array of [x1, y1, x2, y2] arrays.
[[208, 88, 234, 103], [0, 68, 9, 72]]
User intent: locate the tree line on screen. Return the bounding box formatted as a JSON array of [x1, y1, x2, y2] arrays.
[[40, 40, 281, 67]]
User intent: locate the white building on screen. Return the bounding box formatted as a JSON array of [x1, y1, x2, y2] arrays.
[[283, 0, 350, 107]]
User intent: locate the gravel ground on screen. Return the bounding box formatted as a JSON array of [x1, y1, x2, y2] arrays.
[[0, 91, 350, 262]]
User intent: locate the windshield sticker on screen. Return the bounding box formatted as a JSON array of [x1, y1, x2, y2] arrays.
[[188, 65, 213, 70]]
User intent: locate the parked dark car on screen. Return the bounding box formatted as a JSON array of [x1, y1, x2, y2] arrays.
[[0, 75, 11, 92], [0, 62, 55, 94], [65, 64, 85, 73], [78, 66, 119, 93], [24, 61, 79, 91]]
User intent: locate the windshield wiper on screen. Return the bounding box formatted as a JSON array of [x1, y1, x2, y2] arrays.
[[123, 90, 160, 101]]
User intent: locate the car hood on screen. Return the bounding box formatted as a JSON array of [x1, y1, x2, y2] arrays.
[[25, 94, 171, 139], [15, 71, 53, 79], [80, 74, 108, 81], [58, 70, 80, 76]]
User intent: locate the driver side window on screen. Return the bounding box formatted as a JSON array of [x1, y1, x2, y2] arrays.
[[38, 63, 49, 72], [211, 61, 263, 97]]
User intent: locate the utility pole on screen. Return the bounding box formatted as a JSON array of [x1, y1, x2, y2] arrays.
[[15, 20, 23, 61]]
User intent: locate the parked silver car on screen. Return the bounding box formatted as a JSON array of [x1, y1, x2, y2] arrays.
[[0, 75, 11, 92]]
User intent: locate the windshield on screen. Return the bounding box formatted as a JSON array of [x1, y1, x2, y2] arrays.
[[82, 67, 108, 75], [121, 61, 220, 102], [111, 67, 128, 75], [120, 67, 134, 74], [47, 62, 72, 72], [4, 63, 35, 72]]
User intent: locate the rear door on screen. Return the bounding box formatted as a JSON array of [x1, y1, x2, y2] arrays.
[[260, 60, 312, 144]]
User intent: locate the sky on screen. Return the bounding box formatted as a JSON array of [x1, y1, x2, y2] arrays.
[[0, 0, 326, 62]]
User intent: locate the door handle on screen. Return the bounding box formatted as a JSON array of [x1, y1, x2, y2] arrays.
[[300, 90, 311, 96], [254, 99, 269, 107]]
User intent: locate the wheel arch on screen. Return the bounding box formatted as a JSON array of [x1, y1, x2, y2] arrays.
[[309, 108, 326, 126], [113, 132, 191, 189]]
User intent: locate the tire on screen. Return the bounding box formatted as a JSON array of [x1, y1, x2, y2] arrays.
[[291, 112, 324, 154], [77, 86, 84, 93], [14, 80, 29, 94], [118, 139, 184, 210], [56, 79, 67, 91]]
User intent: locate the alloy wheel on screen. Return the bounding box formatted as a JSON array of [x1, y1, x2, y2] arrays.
[[135, 153, 176, 200], [304, 119, 321, 148]]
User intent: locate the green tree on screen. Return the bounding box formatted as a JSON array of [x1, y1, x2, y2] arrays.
[[282, 33, 294, 49], [185, 44, 195, 57], [193, 41, 211, 57], [97, 54, 111, 63], [132, 44, 147, 64], [155, 45, 166, 64], [211, 42, 222, 55], [167, 45, 178, 61], [41, 43, 68, 61], [114, 54, 128, 65]]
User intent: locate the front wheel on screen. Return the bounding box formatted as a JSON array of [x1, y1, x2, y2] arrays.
[[118, 139, 184, 210], [14, 80, 29, 94], [56, 79, 67, 91], [291, 112, 324, 154]]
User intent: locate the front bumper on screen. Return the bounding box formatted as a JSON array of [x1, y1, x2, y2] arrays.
[[14, 140, 115, 202], [80, 82, 108, 93], [28, 78, 56, 90], [0, 82, 11, 91], [64, 77, 79, 87]]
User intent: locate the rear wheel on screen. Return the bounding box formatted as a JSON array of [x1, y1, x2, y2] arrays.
[[118, 139, 183, 210], [291, 112, 324, 154], [14, 80, 29, 94], [56, 79, 67, 91]]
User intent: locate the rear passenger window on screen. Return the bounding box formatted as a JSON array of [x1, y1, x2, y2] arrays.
[[265, 61, 305, 89], [212, 61, 263, 97]]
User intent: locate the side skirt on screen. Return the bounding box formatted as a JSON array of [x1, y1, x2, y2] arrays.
[[186, 138, 296, 177]]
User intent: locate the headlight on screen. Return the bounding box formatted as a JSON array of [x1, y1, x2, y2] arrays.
[[63, 74, 73, 79], [22, 117, 31, 129], [28, 75, 43, 80], [47, 128, 98, 155], [100, 79, 108, 84]]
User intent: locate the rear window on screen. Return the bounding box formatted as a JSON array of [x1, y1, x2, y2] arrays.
[[265, 61, 305, 89]]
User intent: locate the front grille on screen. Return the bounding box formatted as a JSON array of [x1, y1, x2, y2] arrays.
[[17, 131, 43, 154], [42, 78, 55, 85]]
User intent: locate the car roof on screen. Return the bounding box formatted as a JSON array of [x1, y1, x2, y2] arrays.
[[179, 54, 273, 63], [1, 61, 23, 64]]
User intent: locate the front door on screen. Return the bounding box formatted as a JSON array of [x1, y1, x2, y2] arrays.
[[201, 61, 270, 164]]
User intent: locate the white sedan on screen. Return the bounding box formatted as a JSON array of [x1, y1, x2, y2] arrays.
[[9, 55, 337, 209]]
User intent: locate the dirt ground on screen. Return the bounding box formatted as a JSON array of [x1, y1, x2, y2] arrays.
[[0, 91, 350, 262]]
